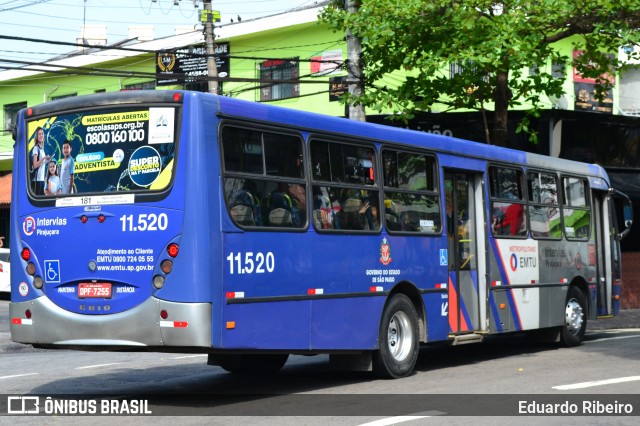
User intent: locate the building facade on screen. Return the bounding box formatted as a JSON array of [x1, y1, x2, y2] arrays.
[[1, 3, 639, 306]]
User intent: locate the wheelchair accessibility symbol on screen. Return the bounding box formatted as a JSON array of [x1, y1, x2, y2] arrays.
[[44, 260, 60, 283], [439, 249, 448, 266]]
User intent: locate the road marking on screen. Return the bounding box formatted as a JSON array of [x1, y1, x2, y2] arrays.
[[553, 376, 640, 390], [167, 354, 207, 360], [75, 363, 122, 370], [584, 334, 640, 344], [0, 373, 38, 380], [358, 416, 431, 426]]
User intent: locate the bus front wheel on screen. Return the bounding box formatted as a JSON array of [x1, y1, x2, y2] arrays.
[[560, 286, 587, 347], [373, 294, 419, 379], [210, 353, 289, 375]]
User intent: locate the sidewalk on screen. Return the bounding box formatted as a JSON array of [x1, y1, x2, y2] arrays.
[[587, 309, 640, 331]]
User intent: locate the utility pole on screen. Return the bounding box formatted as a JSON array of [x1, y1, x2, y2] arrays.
[[203, 0, 218, 94], [346, 0, 365, 121]]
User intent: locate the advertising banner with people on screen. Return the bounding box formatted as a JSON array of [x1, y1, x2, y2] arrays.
[[26, 107, 177, 196]]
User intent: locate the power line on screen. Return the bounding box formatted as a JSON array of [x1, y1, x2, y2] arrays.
[[0, 34, 347, 66]]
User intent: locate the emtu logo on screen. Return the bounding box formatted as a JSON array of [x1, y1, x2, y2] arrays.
[[510, 253, 518, 271], [23, 216, 36, 236]]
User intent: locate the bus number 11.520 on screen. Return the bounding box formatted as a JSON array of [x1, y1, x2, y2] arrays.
[[226, 252, 275, 274], [120, 213, 168, 232]]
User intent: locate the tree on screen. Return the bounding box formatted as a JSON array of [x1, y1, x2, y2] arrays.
[[321, 0, 640, 146]]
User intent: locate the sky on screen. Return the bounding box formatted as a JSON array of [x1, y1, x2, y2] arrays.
[[0, 0, 318, 62]]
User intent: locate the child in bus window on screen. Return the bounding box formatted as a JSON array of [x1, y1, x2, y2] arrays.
[[44, 161, 62, 196], [59, 140, 75, 194]]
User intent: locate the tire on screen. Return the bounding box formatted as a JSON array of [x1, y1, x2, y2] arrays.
[[373, 294, 419, 379], [210, 353, 289, 375], [560, 286, 587, 347]]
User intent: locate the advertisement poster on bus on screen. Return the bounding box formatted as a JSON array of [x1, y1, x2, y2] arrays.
[[26, 107, 176, 197]]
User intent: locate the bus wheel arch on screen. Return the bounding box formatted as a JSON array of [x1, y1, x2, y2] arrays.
[[388, 281, 427, 343], [373, 285, 422, 379], [560, 281, 588, 347]]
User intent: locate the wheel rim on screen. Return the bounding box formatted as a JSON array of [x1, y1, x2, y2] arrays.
[[387, 311, 413, 361], [565, 298, 584, 335]]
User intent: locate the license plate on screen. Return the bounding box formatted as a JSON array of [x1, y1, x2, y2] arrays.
[[78, 283, 112, 299]]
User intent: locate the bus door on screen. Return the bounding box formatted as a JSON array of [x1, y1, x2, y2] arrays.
[[593, 190, 620, 316], [444, 172, 487, 335]]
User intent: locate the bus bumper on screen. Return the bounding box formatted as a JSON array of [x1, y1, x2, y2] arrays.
[[9, 297, 212, 349]]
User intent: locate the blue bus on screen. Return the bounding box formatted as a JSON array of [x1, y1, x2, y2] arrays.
[[10, 91, 632, 378]]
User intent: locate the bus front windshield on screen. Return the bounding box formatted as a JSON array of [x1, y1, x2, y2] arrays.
[[26, 106, 177, 197]]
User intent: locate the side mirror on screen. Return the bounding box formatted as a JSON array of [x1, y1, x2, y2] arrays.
[[610, 188, 633, 240]]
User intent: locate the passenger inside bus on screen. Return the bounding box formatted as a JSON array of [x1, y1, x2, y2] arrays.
[[312, 187, 337, 229], [336, 189, 377, 230], [266, 183, 305, 227]]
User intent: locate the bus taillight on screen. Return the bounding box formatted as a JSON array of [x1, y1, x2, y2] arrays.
[[172, 92, 181, 102], [81, 215, 88, 223], [167, 243, 179, 258], [160, 260, 173, 274], [33, 276, 43, 289], [26, 262, 36, 275], [153, 275, 165, 289], [21, 248, 31, 261], [98, 214, 106, 223]]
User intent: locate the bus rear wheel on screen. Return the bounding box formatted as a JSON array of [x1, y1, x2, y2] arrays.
[[210, 353, 289, 375], [560, 286, 587, 347], [373, 294, 419, 379]]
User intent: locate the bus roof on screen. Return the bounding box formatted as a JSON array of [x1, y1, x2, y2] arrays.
[[24, 90, 609, 184], [211, 92, 608, 182]]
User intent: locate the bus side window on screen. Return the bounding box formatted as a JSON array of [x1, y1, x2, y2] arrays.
[[527, 171, 561, 239], [563, 177, 591, 240], [310, 139, 380, 232], [382, 149, 440, 234], [222, 125, 306, 230], [489, 165, 527, 238]]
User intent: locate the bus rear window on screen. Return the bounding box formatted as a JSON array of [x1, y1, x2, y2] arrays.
[[26, 107, 177, 197]]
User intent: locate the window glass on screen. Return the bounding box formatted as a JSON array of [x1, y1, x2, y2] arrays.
[[222, 126, 306, 229], [563, 209, 591, 239], [562, 177, 590, 240], [264, 133, 304, 178], [4, 101, 26, 132], [310, 140, 379, 232], [384, 192, 441, 233], [564, 177, 587, 207], [489, 167, 523, 200], [222, 127, 263, 174], [396, 152, 435, 191], [489, 166, 526, 238], [528, 205, 562, 238], [312, 186, 380, 231], [527, 171, 561, 239], [491, 202, 527, 237], [311, 140, 375, 186], [528, 172, 558, 205], [382, 149, 440, 234], [224, 177, 307, 228], [259, 59, 299, 101]]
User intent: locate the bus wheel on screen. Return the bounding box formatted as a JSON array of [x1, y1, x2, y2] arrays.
[[373, 294, 419, 379], [211, 354, 289, 375], [561, 287, 587, 347]]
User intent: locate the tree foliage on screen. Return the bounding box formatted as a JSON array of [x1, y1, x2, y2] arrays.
[[321, 0, 640, 146]]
